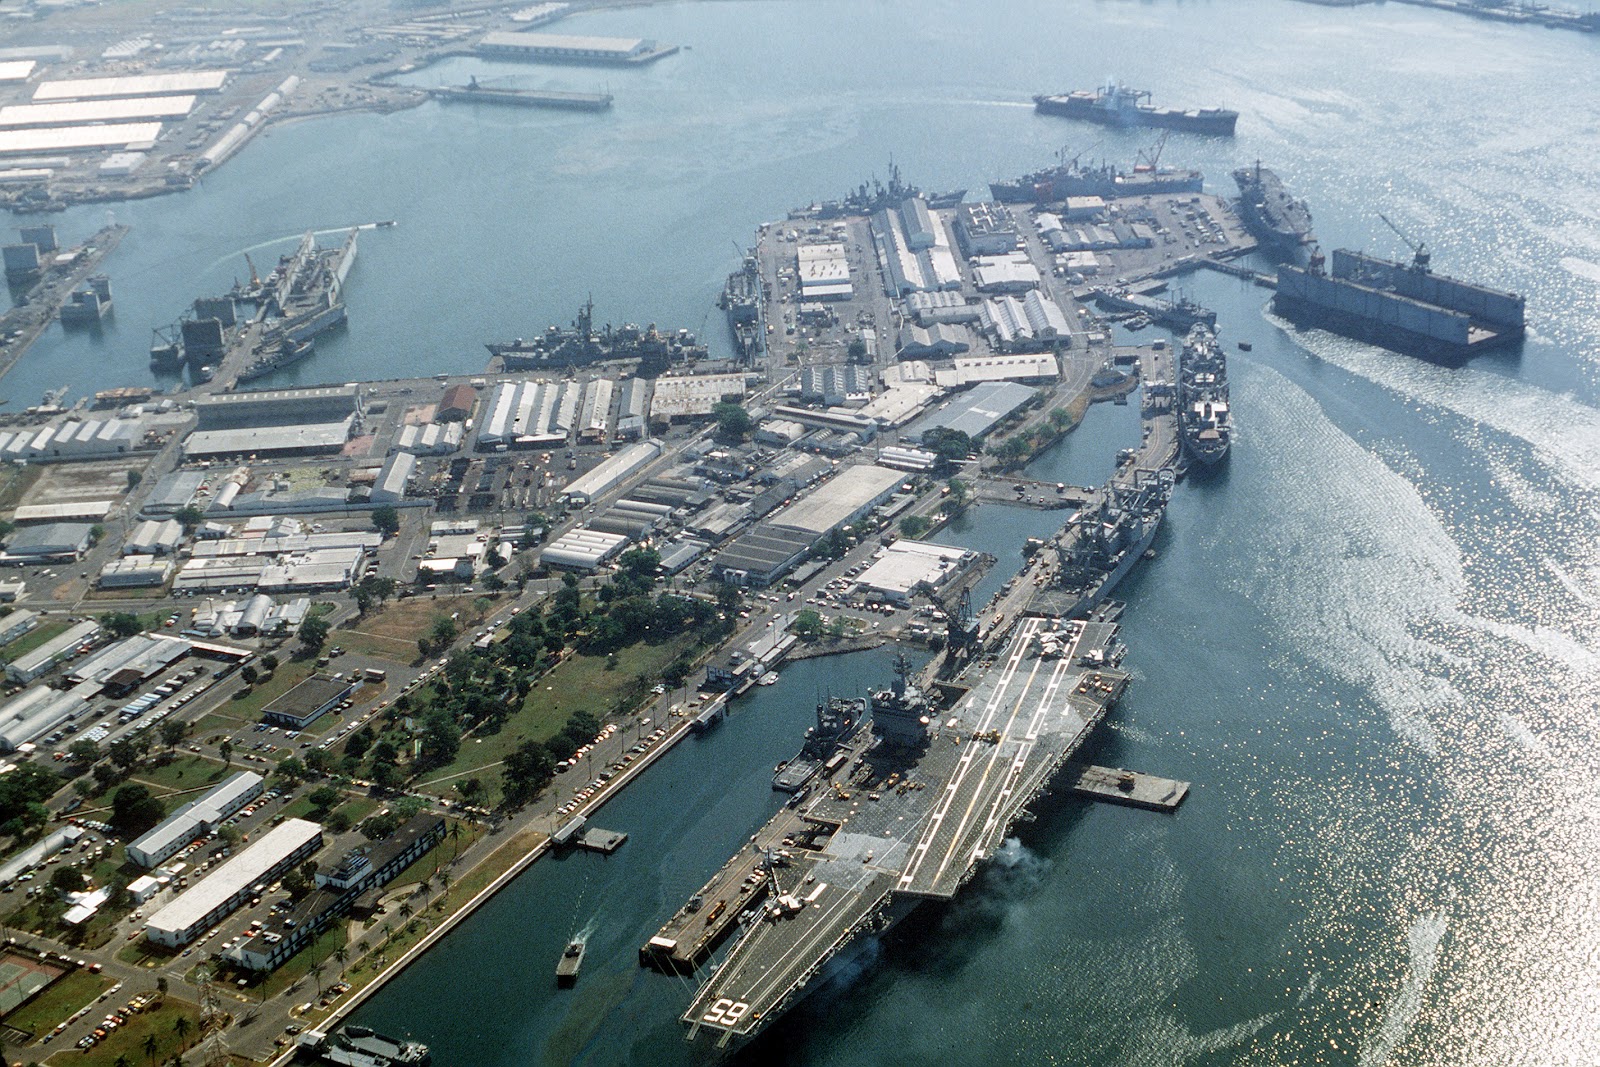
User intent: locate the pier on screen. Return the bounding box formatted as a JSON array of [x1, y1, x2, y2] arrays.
[[0, 224, 129, 385], [1066, 764, 1190, 811]]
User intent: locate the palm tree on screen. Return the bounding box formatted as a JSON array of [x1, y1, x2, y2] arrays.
[[219, 739, 233, 768], [311, 960, 326, 997], [439, 869, 452, 896], [380, 921, 393, 946], [398, 901, 414, 922], [172, 1014, 192, 1047], [114, 1055, 134, 1067], [448, 820, 464, 859], [333, 945, 349, 978], [142, 1032, 159, 1063]]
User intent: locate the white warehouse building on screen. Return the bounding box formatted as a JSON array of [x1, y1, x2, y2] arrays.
[[144, 818, 322, 947]]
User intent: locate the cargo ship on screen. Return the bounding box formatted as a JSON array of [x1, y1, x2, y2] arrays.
[[1232, 162, 1313, 254], [1177, 324, 1230, 467], [486, 298, 708, 375], [772, 695, 866, 792], [990, 142, 1203, 204], [1274, 241, 1526, 363], [295, 1025, 430, 1066], [1033, 83, 1238, 136]]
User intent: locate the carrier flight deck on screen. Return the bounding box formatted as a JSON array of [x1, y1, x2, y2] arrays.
[[674, 615, 1128, 1049]]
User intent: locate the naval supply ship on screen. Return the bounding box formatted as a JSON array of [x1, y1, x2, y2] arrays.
[[1274, 224, 1526, 363], [649, 459, 1172, 1051], [1034, 83, 1238, 136], [1091, 285, 1217, 332], [1232, 162, 1313, 254], [990, 140, 1203, 204], [486, 298, 708, 375], [1177, 324, 1231, 467]]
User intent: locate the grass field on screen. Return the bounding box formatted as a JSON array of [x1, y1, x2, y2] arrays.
[[336, 593, 502, 662], [410, 635, 696, 806], [130, 753, 230, 798], [4, 969, 108, 1036], [49, 996, 202, 1067], [0, 618, 72, 663]]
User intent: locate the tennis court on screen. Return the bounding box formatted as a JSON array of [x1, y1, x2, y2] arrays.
[[0, 953, 64, 1016]]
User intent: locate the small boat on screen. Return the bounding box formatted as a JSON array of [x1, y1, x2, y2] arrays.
[[556, 938, 585, 987], [1237, 341, 1253, 351], [758, 671, 780, 686]]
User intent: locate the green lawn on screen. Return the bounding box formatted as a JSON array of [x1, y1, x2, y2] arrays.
[[410, 635, 700, 805], [50, 996, 202, 1067], [3, 969, 109, 1035], [129, 753, 230, 797], [0, 618, 71, 663]]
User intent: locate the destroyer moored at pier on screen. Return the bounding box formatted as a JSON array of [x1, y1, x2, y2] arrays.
[[1034, 83, 1238, 136]]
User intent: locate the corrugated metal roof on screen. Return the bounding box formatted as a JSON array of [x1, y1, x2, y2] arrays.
[[0, 95, 194, 127], [33, 71, 227, 101]]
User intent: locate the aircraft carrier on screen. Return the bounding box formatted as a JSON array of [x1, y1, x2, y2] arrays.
[[651, 368, 1181, 1049], [1232, 162, 1313, 254], [1033, 83, 1238, 136]]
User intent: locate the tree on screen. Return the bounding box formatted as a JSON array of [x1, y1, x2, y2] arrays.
[[417, 709, 460, 771], [260, 653, 280, 672], [899, 515, 932, 539], [219, 739, 233, 768], [922, 427, 975, 473], [945, 477, 971, 514], [159, 717, 186, 753], [127, 469, 143, 490], [792, 608, 823, 640], [712, 401, 752, 441], [88, 523, 106, 546], [102, 611, 144, 639], [142, 1032, 159, 1064], [239, 664, 259, 687], [172, 1014, 192, 1046], [173, 505, 205, 531], [108, 738, 140, 771], [371, 505, 400, 538], [334, 945, 349, 978], [109, 783, 164, 837], [66, 739, 100, 766], [299, 615, 330, 652], [308, 785, 341, 813], [276, 757, 309, 785], [49, 865, 86, 894], [847, 336, 869, 362]]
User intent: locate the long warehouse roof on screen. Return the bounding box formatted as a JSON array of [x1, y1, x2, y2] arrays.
[[0, 95, 195, 127], [0, 61, 36, 83], [33, 71, 227, 100], [0, 122, 161, 155], [144, 819, 321, 937]]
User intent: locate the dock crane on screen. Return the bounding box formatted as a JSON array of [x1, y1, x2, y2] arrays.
[[1135, 131, 1170, 173], [1379, 212, 1431, 273]]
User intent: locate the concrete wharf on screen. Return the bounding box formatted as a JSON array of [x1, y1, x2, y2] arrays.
[[1066, 764, 1190, 811]]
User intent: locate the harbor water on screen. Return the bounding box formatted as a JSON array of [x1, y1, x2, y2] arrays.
[[9, 0, 1600, 1063]]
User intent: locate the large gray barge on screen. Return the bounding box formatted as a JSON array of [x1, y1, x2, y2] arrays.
[[1275, 242, 1524, 362]]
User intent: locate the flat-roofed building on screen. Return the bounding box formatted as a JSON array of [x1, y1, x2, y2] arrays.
[[261, 676, 355, 729], [650, 374, 746, 421], [0, 95, 195, 128], [193, 386, 360, 430], [32, 71, 228, 101], [0, 122, 163, 156], [477, 31, 665, 63], [902, 380, 1038, 445], [126, 771, 264, 869], [144, 818, 322, 947], [769, 464, 903, 537], [855, 540, 975, 605]]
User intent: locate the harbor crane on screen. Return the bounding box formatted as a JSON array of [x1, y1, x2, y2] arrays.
[[1379, 212, 1432, 273]]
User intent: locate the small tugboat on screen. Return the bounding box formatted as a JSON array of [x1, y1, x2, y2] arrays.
[[556, 936, 586, 987]]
